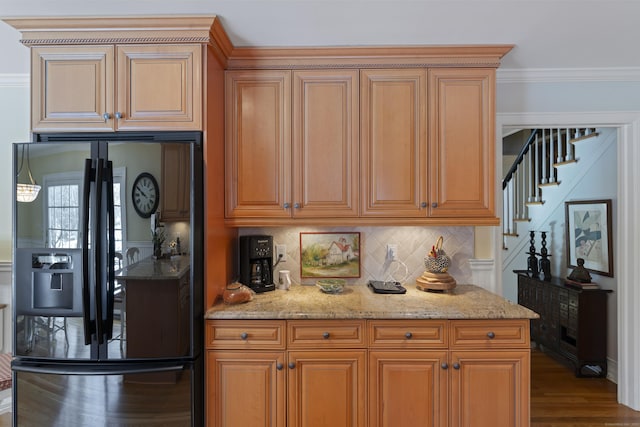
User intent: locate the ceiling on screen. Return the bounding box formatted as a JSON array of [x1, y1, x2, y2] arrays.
[[1, 0, 639, 74]]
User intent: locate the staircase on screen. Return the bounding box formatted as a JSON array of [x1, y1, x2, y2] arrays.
[[502, 127, 600, 249]]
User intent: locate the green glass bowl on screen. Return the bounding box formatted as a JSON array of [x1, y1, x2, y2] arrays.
[[316, 279, 346, 294]]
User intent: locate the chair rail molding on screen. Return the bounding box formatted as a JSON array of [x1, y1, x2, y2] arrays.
[[0, 73, 29, 88], [496, 110, 640, 411]]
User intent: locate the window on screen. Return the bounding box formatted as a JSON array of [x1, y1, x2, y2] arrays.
[[44, 168, 126, 255], [47, 181, 80, 248]]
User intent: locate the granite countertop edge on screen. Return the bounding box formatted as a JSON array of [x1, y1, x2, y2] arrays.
[[205, 283, 539, 320]]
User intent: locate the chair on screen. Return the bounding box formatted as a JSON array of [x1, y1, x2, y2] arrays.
[[114, 252, 123, 270], [126, 247, 139, 265]]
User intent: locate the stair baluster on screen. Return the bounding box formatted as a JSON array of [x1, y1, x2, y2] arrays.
[[502, 127, 600, 247]]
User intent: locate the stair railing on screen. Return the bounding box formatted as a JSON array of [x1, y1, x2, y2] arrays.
[[502, 128, 597, 248]]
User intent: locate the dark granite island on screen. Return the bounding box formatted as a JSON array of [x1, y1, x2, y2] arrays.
[[116, 256, 190, 382]]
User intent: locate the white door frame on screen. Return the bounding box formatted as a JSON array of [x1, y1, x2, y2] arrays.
[[495, 111, 640, 411]]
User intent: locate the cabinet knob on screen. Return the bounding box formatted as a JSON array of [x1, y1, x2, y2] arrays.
[[102, 112, 111, 121], [432, 202, 438, 208], [276, 363, 284, 371], [114, 111, 123, 120], [405, 332, 413, 339], [283, 202, 291, 209], [487, 332, 495, 339], [441, 363, 449, 370], [453, 363, 460, 370], [420, 202, 427, 208], [288, 362, 296, 369], [294, 203, 301, 209], [322, 332, 330, 339], [240, 332, 248, 340]]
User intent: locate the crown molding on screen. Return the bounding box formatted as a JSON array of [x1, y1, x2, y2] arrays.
[[498, 67, 640, 83]]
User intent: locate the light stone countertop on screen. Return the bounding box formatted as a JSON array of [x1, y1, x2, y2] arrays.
[[205, 283, 539, 320], [115, 255, 190, 281]]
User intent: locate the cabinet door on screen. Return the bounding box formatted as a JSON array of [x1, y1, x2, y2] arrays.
[[369, 350, 448, 427], [116, 44, 202, 131], [207, 351, 286, 427], [288, 350, 366, 427], [360, 69, 427, 217], [160, 143, 191, 221], [450, 350, 530, 427], [31, 46, 115, 132], [428, 68, 496, 219], [225, 70, 292, 218], [292, 70, 359, 217]]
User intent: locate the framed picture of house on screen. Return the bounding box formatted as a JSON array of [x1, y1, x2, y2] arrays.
[[565, 199, 614, 277], [300, 232, 361, 278]]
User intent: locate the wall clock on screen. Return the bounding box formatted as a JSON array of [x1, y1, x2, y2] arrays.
[[132, 172, 159, 218]]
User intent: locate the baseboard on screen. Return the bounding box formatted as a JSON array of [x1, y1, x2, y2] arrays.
[[607, 357, 618, 384]]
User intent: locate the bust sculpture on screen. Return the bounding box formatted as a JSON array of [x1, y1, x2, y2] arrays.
[[568, 258, 592, 283]]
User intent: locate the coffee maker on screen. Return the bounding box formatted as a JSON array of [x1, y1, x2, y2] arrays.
[[239, 235, 275, 293]]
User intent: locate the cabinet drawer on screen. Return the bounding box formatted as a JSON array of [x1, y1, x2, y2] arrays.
[[206, 320, 286, 349], [368, 320, 448, 348], [287, 320, 366, 348], [450, 320, 529, 349]]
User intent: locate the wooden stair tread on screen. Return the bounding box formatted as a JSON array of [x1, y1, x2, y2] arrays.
[[570, 131, 600, 144], [538, 182, 560, 188], [526, 201, 545, 206], [554, 159, 577, 167]]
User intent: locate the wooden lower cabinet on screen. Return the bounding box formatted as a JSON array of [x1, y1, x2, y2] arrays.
[[369, 350, 449, 427], [288, 350, 366, 427], [207, 351, 286, 427], [450, 350, 530, 427], [205, 319, 530, 427]]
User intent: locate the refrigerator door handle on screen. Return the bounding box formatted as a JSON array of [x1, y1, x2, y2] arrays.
[[105, 160, 115, 340], [94, 159, 105, 344], [81, 159, 94, 345]]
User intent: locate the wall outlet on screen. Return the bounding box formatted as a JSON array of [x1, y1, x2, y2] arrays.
[[276, 244, 287, 262], [387, 244, 398, 261]]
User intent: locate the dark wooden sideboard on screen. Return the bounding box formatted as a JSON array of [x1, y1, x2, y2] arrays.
[[517, 273, 612, 377]]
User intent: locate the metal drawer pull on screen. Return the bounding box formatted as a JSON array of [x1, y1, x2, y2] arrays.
[[453, 363, 460, 370], [240, 332, 248, 340], [276, 363, 283, 371], [322, 332, 330, 339], [405, 332, 413, 339], [441, 363, 448, 370], [288, 362, 295, 369], [487, 332, 495, 339]]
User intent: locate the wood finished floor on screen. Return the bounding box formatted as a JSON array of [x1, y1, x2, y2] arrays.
[[531, 350, 640, 426]]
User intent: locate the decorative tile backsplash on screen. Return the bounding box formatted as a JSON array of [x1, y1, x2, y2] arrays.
[[239, 226, 474, 286]]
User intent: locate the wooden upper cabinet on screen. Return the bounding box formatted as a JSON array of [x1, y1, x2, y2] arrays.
[[225, 70, 292, 218], [160, 143, 191, 222], [428, 68, 496, 219], [116, 44, 202, 131], [225, 69, 359, 219], [31, 46, 114, 132], [292, 70, 359, 217], [31, 44, 202, 132], [360, 69, 427, 217]]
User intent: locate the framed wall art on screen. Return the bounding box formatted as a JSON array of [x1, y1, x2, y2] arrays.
[[565, 199, 614, 277], [300, 232, 360, 278]]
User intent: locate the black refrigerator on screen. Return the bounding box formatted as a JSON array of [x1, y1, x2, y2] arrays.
[[12, 132, 204, 427]]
